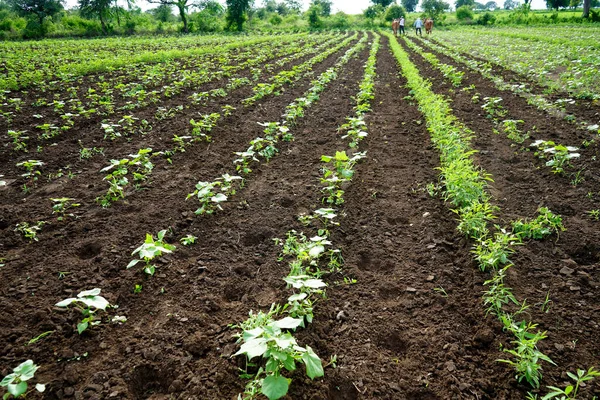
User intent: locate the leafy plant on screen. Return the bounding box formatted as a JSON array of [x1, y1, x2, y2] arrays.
[[531, 367, 600, 400], [55, 288, 111, 334], [1, 360, 45, 399], [234, 314, 323, 400], [180, 234, 198, 246], [127, 229, 176, 276], [187, 174, 242, 215], [51, 198, 80, 221], [501, 119, 529, 144], [482, 97, 507, 119], [15, 222, 45, 242], [587, 209, 600, 221], [512, 207, 565, 240], [531, 140, 580, 174]]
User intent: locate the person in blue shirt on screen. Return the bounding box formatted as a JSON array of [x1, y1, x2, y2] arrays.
[[414, 17, 423, 36]]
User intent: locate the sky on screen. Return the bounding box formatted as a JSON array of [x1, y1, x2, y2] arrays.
[[66, 0, 549, 14]]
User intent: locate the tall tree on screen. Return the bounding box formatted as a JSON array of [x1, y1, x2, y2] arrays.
[[582, 0, 589, 16], [484, 0, 497, 8], [363, 4, 383, 19], [310, 0, 331, 16], [455, 0, 474, 8], [79, 0, 114, 33], [147, 0, 199, 32], [421, 0, 450, 19], [371, 0, 394, 7], [284, 0, 301, 12], [401, 0, 418, 12], [8, 0, 62, 25], [384, 3, 405, 20], [503, 0, 518, 9], [545, 0, 568, 9], [226, 0, 251, 30]]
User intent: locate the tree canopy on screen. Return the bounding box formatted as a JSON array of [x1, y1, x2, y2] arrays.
[[371, 0, 395, 7], [401, 0, 418, 12], [421, 0, 450, 20], [8, 0, 62, 23], [225, 0, 251, 31]]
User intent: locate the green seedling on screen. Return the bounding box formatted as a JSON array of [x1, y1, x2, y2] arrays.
[[7, 130, 29, 152], [16, 160, 43, 182], [472, 227, 520, 271], [512, 207, 565, 240], [234, 313, 324, 400], [1, 360, 45, 399], [501, 120, 529, 144], [586, 209, 599, 221], [187, 174, 242, 215], [529, 366, 600, 400], [51, 198, 80, 221], [482, 97, 507, 119], [27, 331, 54, 346], [531, 140, 580, 174], [180, 234, 198, 246], [127, 229, 176, 276], [55, 288, 111, 334], [15, 221, 45, 242]]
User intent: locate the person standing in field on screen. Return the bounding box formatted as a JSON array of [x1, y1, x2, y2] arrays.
[[414, 17, 423, 36], [399, 16, 405, 35]]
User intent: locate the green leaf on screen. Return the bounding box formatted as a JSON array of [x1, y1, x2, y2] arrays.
[[0, 373, 16, 386], [77, 321, 89, 334], [302, 346, 324, 379], [261, 375, 289, 400], [126, 259, 141, 269], [55, 298, 76, 307], [15, 360, 38, 381], [79, 295, 109, 311], [234, 337, 268, 360], [7, 381, 27, 397], [78, 288, 101, 297], [273, 317, 303, 330]]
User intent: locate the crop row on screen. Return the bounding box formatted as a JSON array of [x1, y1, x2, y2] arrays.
[[417, 36, 600, 135], [435, 29, 600, 99], [233, 32, 379, 400], [386, 32, 573, 394], [3, 33, 344, 157], [0, 32, 372, 400], [0, 33, 311, 92]]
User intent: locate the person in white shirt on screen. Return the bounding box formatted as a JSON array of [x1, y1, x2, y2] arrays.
[[399, 17, 405, 35]]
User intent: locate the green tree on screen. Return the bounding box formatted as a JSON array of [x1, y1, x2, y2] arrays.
[[371, 0, 394, 7], [484, 0, 497, 8], [384, 3, 405, 20], [421, 0, 450, 19], [307, 3, 322, 28], [401, 0, 418, 12], [310, 0, 331, 16], [545, 0, 568, 9], [79, 0, 114, 33], [455, 0, 474, 7], [503, 0, 518, 9], [285, 0, 301, 13], [456, 4, 474, 18], [150, 3, 174, 22], [363, 4, 383, 19], [226, 0, 251, 30], [7, 0, 62, 25], [148, 0, 197, 32]]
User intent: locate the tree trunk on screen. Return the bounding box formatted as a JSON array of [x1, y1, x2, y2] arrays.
[[177, 3, 188, 32], [582, 0, 590, 17], [100, 14, 108, 34]]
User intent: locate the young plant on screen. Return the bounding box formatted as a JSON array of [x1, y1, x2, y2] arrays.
[[1, 360, 45, 399], [51, 198, 80, 221], [7, 130, 29, 152], [180, 234, 198, 246], [127, 229, 176, 276], [587, 209, 600, 221], [498, 316, 555, 388], [15, 222, 45, 242], [55, 288, 111, 334], [531, 140, 580, 174], [16, 160, 44, 184], [187, 174, 242, 215], [512, 207, 565, 240], [482, 97, 507, 119], [533, 367, 600, 400], [501, 120, 529, 144], [234, 313, 324, 400]]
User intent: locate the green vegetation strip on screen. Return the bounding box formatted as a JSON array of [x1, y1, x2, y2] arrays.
[[385, 31, 555, 390], [231, 33, 378, 400]]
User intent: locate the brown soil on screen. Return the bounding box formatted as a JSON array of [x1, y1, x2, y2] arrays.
[[0, 33, 599, 400]]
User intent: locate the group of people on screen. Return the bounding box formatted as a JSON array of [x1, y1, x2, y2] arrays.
[[392, 17, 433, 36]]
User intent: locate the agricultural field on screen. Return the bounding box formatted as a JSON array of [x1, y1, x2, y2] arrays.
[[0, 26, 599, 400]]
